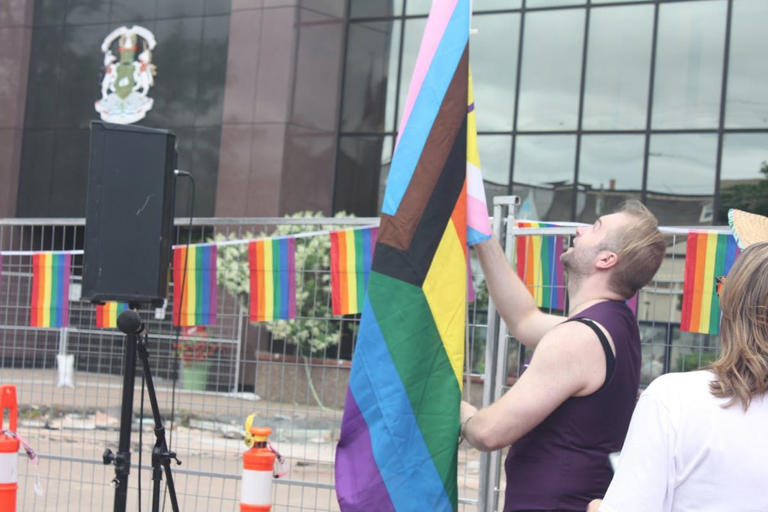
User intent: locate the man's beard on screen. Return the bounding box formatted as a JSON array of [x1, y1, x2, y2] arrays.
[[561, 245, 598, 287]]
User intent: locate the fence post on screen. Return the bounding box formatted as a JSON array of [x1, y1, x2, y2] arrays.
[[233, 305, 245, 393], [476, 196, 519, 512]]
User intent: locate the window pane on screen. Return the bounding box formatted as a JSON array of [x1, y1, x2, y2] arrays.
[[349, 0, 402, 18], [583, 5, 653, 130], [335, 136, 388, 216], [384, 21, 402, 133], [475, 0, 521, 12], [397, 17, 427, 130], [478, 135, 512, 186], [526, 0, 584, 6], [577, 135, 644, 222], [378, 136, 394, 213], [717, 134, 768, 223], [513, 135, 576, 221], [477, 135, 512, 213], [726, 0, 768, 128], [471, 13, 519, 131], [517, 10, 584, 130], [646, 134, 717, 225], [405, 0, 432, 15], [341, 21, 396, 133], [652, 1, 726, 129]]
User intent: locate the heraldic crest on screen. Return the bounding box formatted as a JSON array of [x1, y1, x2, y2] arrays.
[[95, 25, 157, 124]]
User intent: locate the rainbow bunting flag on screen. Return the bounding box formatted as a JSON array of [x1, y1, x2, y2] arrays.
[[248, 238, 296, 322], [95, 301, 129, 328], [336, 1, 469, 510], [330, 227, 377, 316], [29, 252, 71, 328], [515, 222, 566, 310], [680, 232, 740, 334], [172, 245, 218, 327]]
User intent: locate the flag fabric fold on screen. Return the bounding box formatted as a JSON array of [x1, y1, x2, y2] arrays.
[[172, 245, 218, 327], [680, 231, 740, 334], [248, 237, 296, 322], [30, 252, 71, 328], [96, 301, 129, 328], [330, 227, 378, 316], [515, 222, 566, 310], [335, 1, 469, 510], [465, 70, 491, 246]]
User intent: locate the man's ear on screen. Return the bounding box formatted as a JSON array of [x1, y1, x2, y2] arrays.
[[595, 250, 618, 270]]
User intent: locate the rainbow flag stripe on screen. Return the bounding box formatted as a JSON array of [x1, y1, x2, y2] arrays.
[[30, 252, 71, 328], [515, 222, 566, 310], [330, 227, 377, 316], [680, 232, 740, 334], [96, 302, 129, 328], [248, 238, 296, 322], [172, 245, 218, 327]]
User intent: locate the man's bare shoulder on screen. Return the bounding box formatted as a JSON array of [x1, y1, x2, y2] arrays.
[[531, 320, 613, 396], [537, 319, 607, 354]]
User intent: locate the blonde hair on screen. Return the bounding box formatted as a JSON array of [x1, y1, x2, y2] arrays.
[[605, 200, 666, 298], [710, 242, 768, 410]]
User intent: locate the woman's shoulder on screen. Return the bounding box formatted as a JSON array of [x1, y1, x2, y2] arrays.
[[642, 370, 715, 405]]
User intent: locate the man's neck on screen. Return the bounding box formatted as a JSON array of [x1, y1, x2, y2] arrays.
[[567, 279, 624, 316]]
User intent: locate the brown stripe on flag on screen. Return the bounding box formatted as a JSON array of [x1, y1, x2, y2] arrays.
[[379, 47, 469, 251]]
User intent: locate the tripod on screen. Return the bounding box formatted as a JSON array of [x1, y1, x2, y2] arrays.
[[103, 309, 181, 512]]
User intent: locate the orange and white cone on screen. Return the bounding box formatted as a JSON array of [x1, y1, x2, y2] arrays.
[[240, 426, 275, 512], [0, 385, 19, 512]]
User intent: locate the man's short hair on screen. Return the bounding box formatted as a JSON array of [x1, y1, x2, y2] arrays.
[[604, 200, 666, 298]]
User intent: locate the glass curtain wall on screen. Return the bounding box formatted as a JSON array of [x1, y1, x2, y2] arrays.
[[337, 0, 768, 226]]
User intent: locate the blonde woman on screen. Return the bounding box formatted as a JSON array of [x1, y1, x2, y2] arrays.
[[588, 237, 768, 512]]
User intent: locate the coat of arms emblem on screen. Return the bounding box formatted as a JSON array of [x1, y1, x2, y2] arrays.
[[95, 25, 157, 124]]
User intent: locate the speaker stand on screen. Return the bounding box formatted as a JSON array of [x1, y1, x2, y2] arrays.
[[103, 309, 181, 512]]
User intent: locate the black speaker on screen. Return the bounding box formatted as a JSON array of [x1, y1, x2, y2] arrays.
[[82, 121, 177, 305]]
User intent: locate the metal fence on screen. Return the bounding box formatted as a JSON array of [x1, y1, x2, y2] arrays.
[[0, 210, 726, 511]]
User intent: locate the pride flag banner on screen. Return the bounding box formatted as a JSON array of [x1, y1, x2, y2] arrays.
[[30, 252, 71, 328], [96, 302, 129, 328], [680, 232, 740, 334], [330, 227, 377, 316], [173, 245, 218, 327], [248, 238, 296, 322], [515, 222, 566, 310], [336, 1, 469, 510]]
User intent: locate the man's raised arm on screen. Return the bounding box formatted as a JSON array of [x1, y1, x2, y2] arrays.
[[474, 237, 565, 348]]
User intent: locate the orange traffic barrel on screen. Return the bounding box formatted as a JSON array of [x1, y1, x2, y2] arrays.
[[240, 427, 275, 512], [0, 385, 20, 512]]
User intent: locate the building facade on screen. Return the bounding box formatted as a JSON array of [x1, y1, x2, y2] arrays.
[[1, 0, 767, 225]]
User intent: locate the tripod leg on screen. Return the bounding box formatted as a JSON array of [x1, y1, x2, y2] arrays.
[[137, 337, 181, 512], [113, 331, 138, 512], [162, 459, 181, 512]]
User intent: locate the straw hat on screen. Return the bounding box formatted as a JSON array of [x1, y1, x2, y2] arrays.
[[728, 209, 768, 249]]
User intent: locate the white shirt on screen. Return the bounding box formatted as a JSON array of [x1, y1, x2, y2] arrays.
[[600, 370, 768, 512]]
